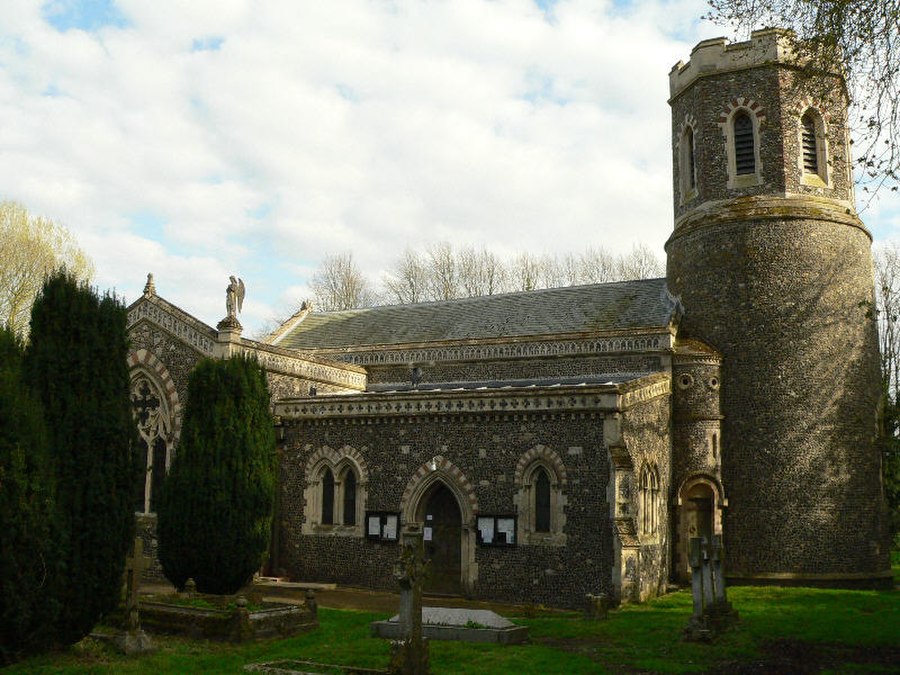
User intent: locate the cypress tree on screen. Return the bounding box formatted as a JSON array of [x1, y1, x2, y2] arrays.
[[0, 328, 60, 664], [24, 272, 139, 646], [157, 355, 275, 594]]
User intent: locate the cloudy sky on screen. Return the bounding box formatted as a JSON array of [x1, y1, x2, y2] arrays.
[[2, 0, 899, 336]]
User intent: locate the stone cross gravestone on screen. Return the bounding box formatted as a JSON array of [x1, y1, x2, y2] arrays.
[[389, 523, 430, 675], [113, 537, 155, 654], [684, 535, 738, 641]]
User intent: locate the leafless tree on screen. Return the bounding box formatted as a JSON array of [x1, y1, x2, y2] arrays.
[[426, 242, 460, 301], [383, 247, 430, 305], [509, 251, 544, 292], [577, 246, 619, 284], [458, 246, 507, 297], [309, 252, 377, 311], [875, 242, 900, 398], [615, 243, 665, 281], [0, 201, 94, 337]]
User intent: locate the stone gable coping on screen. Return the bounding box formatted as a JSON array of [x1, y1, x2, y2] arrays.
[[240, 342, 366, 390], [127, 297, 216, 355], [619, 375, 671, 409], [127, 296, 365, 391]]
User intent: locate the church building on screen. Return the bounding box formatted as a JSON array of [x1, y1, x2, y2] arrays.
[[126, 30, 892, 608]]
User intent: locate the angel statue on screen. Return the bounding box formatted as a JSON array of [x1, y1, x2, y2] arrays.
[[226, 276, 245, 320]]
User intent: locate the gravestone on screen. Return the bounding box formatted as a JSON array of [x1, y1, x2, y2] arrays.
[[113, 537, 156, 654], [684, 535, 738, 641], [388, 523, 430, 675]]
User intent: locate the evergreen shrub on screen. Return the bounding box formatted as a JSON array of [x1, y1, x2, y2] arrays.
[[0, 328, 60, 663], [24, 272, 139, 646], [158, 355, 276, 594]]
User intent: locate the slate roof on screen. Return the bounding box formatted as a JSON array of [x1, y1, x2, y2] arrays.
[[276, 278, 677, 351]]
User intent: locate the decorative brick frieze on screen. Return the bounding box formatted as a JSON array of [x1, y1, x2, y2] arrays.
[[320, 332, 673, 367]]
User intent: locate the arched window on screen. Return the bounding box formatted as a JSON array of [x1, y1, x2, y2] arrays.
[[131, 373, 172, 515], [515, 448, 568, 546], [680, 125, 698, 202], [801, 112, 818, 174], [302, 446, 369, 536], [321, 468, 335, 525], [640, 464, 660, 536], [534, 468, 551, 532], [799, 109, 828, 184], [733, 111, 755, 175], [342, 468, 357, 526]]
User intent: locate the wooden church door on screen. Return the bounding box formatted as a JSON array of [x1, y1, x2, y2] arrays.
[[421, 483, 462, 595]]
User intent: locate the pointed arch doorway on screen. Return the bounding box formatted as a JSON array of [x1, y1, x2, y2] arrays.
[[418, 483, 462, 595], [675, 477, 725, 583]]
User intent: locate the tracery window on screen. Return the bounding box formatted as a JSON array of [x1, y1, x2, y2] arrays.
[[131, 374, 172, 514], [640, 463, 660, 536], [305, 454, 366, 534]]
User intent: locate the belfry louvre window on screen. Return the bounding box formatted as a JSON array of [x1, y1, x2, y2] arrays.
[[733, 111, 755, 175], [801, 113, 818, 173]]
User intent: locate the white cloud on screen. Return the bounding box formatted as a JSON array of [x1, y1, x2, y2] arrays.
[[3, 0, 896, 335]]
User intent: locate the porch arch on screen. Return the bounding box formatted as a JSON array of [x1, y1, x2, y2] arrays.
[[399, 456, 478, 595]]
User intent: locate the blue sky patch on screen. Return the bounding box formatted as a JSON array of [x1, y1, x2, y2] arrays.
[[191, 36, 225, 52], [128, 211, 167, 240], [43, 0, 129, 33], [522, 71, 568, 107]]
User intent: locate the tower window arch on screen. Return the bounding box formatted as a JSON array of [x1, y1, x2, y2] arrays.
[[719, 100, 764, 189], [733, 111, 755, 175], [679, 124, 698, 203], [801, 113, 818, 173], [799, 108, 829, 185]]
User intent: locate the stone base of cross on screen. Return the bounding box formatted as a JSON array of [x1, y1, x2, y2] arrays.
[[684, 535, 739, 642], [113, 536, 156, 655]]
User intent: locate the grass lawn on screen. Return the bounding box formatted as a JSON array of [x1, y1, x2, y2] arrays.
[[6, 584, 898, 674]]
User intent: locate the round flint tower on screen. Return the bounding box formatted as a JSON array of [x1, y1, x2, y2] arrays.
[[666, 29, 890, 585]]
